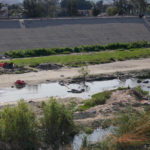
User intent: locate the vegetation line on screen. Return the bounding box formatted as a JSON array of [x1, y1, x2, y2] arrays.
[[5, 41, 150, 58], [7, 47, 150, 67]]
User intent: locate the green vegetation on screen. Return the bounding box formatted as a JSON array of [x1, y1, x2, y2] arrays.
[[41, 99, 77, 149], [116, 87, 130, 91], [0, 100, 38, 150], [111, 108, 150, 150], [5, 47, 150, 67], [0, 99, 76, 150], [78, 91, 111, 111], [5, 41, 150, 58], [133, 86, 149, 99], [106, 7, 118, 16], [84, 127, 94, 134], [82, 108, 150, 150]]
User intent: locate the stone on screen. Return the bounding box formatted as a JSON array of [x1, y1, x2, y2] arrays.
[[143, 80, 149, 84], [137, 80, 142, 83]]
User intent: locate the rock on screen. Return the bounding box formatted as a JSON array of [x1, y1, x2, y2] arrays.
[[74, 111, 96, 119], [91, 110, 96, 114], [137, 80, 142, 83], [60, 75, 64, 77], [37, 63, 63, 70], [68, 89, 85, 93], [28, 100, 35, 104], [143, 80, 149, 84], [59, 80, 65, 86], [132, 102, 141, 107]]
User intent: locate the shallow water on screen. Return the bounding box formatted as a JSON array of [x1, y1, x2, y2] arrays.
[[0, 78, 150, 102], [73, 126, 114, 150]]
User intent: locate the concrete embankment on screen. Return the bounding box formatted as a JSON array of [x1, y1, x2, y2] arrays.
[[0, 17, 150, 53]]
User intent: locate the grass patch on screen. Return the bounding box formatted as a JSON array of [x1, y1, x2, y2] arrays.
[[5, 41, 150, 58], [78, 91, 112, 111], [133, 86, 149, 99], [4, 47, 150, 67], [84, 127, 94, 134]]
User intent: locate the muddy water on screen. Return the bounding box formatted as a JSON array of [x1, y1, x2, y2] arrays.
[[0, 78, 150, 102]]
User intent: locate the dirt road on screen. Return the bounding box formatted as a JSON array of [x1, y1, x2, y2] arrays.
[[1, 58, 150, 88]]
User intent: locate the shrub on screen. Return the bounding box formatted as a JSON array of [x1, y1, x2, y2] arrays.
[[105, 43, 128, 50], [112, 109, 150, 149], [106, 7, 118, 16], [78, 91, 112, 111], [84, 127, 93, 134], [133, 86, 149, 99], [0, 100, 38, 150], [5, 41, 150, 58], [41, 99, 76, 149]]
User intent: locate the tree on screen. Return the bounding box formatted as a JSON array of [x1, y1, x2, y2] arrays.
[[106, 6, 118, 16], [66, 0, 78, 16], [61, 0, 92, 16], [0, 3, 5, 15], [76, 0, 92, 10], [23, 0, 45, 17], [92, 5, 100, 16], [42, 0, 59, 17], [113, 0, 129, 15], [113, 0, 148, 15], [146, 5, 150, 14], [0, 100, 38, 150], [61, 0, 92, 10], [130, 0, 147, 14], [41, 99, 76, 149], [96, 0, 103, 12], [8, 4, 23, 17]]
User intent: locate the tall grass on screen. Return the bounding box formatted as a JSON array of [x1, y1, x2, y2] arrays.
[[7, 48, 150, 67], [84, 108, 150, 150], [5, 41, 150, 58], [113, 109, 150, 149]]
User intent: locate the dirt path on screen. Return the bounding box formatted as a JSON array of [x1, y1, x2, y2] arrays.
[[1, 58, 150, 88]]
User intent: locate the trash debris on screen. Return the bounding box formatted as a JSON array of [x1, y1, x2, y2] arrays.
[[15, 80, 26, 88]]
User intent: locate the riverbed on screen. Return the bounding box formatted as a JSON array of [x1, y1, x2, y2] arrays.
[[0, 78, 150, 102]]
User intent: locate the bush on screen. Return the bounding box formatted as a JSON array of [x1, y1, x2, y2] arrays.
[[106, 7, 118, 16], [133, 86, 149, 99], [5, 41, 150, 58], [112, 109, 150, 149], [0, 100, 38, 150], [84, 127, 93, 134], [78, 91, 112, 111], [41, 99, 76, 149]]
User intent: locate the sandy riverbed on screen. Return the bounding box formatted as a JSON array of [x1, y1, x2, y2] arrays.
[[0, 58, 150, 88]]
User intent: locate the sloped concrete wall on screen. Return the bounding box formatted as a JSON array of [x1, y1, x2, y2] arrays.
[[0, 17, 150, 53]]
